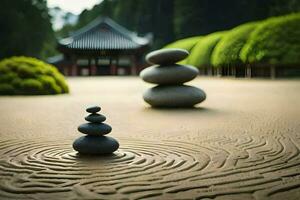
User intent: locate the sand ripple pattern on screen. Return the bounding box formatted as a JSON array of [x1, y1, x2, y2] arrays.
[[0, 136, 300, 200]]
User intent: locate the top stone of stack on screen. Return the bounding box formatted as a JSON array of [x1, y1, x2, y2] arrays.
[[77, 106, 112, 136], [146, 48, 189, 65], [141, 48, 206, 107], [86, 106, 101, 113], [73, 105, 119, 155]]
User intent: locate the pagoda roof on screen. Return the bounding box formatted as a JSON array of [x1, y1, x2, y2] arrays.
[[58, 17, 151, 53]]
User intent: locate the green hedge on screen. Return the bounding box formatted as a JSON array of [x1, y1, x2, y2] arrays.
[[0, 57, 69, 95], [187, 31, 226, 67], [164, 36, 202, 51], [241, 13, 300, 65], [212, 22, 258, 67], [163, 13, 300, 68], [164, 36, 202, 64]]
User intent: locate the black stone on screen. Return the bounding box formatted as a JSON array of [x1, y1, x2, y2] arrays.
[[85, 113, 106, 123], [140, 64, 199, 85], [145, 48, 189, 65], [86, 106, 101, 113], [78, 123, 112, 135], [73, 135, 119, 155], [143, 85, 206, 107]]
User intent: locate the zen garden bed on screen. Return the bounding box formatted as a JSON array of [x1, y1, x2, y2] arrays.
[[0, 77, 300, 199]]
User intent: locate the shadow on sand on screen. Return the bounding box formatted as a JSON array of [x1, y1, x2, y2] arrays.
[[74, 152, 121, 162], [140, 106, 224, 119], [143, 106, 217, 114]]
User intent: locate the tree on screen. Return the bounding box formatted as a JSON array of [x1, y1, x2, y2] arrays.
[[57, 0, 300, 50], [134, 0, 175, 47], [113, 0, 140, 31], [269, 0, 300, 16], [0, 0, 56, 59], [241, 13, 300, 65], [173, 0, 205, 39]]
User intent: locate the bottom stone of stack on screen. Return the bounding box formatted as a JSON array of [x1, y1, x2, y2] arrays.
[[73, 135, 119, 155], [143, 85, 206, 107]]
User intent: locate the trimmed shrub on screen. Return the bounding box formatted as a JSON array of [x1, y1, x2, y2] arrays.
[[38, 76, 62, 94], [164, 36, 202, 51], [212, 22, 258, 67], [241, 13, 300, 65], [187, 31, 226, 68], [164, 36, 202, 64], [19, 79, 43, 95], [0, 84, 15, 95], [0, 56, 69, 95]]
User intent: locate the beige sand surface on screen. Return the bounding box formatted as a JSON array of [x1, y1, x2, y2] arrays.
[[0, 77, 300, 200]]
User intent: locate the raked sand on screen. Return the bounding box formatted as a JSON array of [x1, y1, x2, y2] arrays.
[[0, 77, 300, 200]]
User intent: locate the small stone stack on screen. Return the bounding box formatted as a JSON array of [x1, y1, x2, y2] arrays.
[[140, 48, 206, 107], [73, 106, 119, 155]]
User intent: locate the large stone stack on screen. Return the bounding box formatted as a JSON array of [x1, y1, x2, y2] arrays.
[[140, 48, 206, 107], [73, 106, 119, 155]]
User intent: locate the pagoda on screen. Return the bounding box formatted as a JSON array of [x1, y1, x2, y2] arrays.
[[54, 17, 151, 76]]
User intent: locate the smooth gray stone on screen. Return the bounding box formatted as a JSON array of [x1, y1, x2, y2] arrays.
[[85, 113, 106, 123], [78, 123, 112, 135], [73, 135, 119, 155], [146, 48, 189, 65], [86, 106, 101, 113], [143, 85, 206, 107], [140, 64, 199, 85]]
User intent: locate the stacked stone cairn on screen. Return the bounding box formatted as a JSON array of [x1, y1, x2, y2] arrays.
[[73, 106, 119, 155], [140, 48, 206, 107]]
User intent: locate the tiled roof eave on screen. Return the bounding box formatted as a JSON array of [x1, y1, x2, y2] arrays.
[[60, 45, 146, 51], [58, 44, 148, 56], [58, 17, 151, 52]]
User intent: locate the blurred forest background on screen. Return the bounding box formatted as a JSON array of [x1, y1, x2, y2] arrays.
[[1, 0, 300, 60]]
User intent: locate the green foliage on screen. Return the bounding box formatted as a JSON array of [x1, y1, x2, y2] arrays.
[[212, 22, 258, 67], [58, 0, 175, 49], [0, 84, 14, 95], [241, 13, 300, 65], [56, 0, 300, 50], [164, 12, 300, 68], [19, 79, 43, 95], [0, 0, 56, 59], [0, 57, 69, 95], [269, 0, 300, 16], [173, 0, 298, 39], [164, 36, 202, 51], [173, 0, 205, 39], [38, 76, 62, 94], [164, 36, 202, 64], [187, 32, 226, 67], [55, 24, 75, 39]]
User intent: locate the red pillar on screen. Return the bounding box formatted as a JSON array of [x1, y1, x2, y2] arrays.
[[246, 65, 252, 78], [88, 58, 92, 76], [131, 56, 138, 75], [115, 57, 119, 75], [91, 65, 97, 76], [110, 65, 117, 75], [270, 66, 276, 79], [91, 58, 97, 76], [71, 62, 77, 76], [109, 58, 115, 75], [63, 66, 68, 76]]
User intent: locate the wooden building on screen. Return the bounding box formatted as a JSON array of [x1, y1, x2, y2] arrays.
[[53, 17, 151, 76]]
